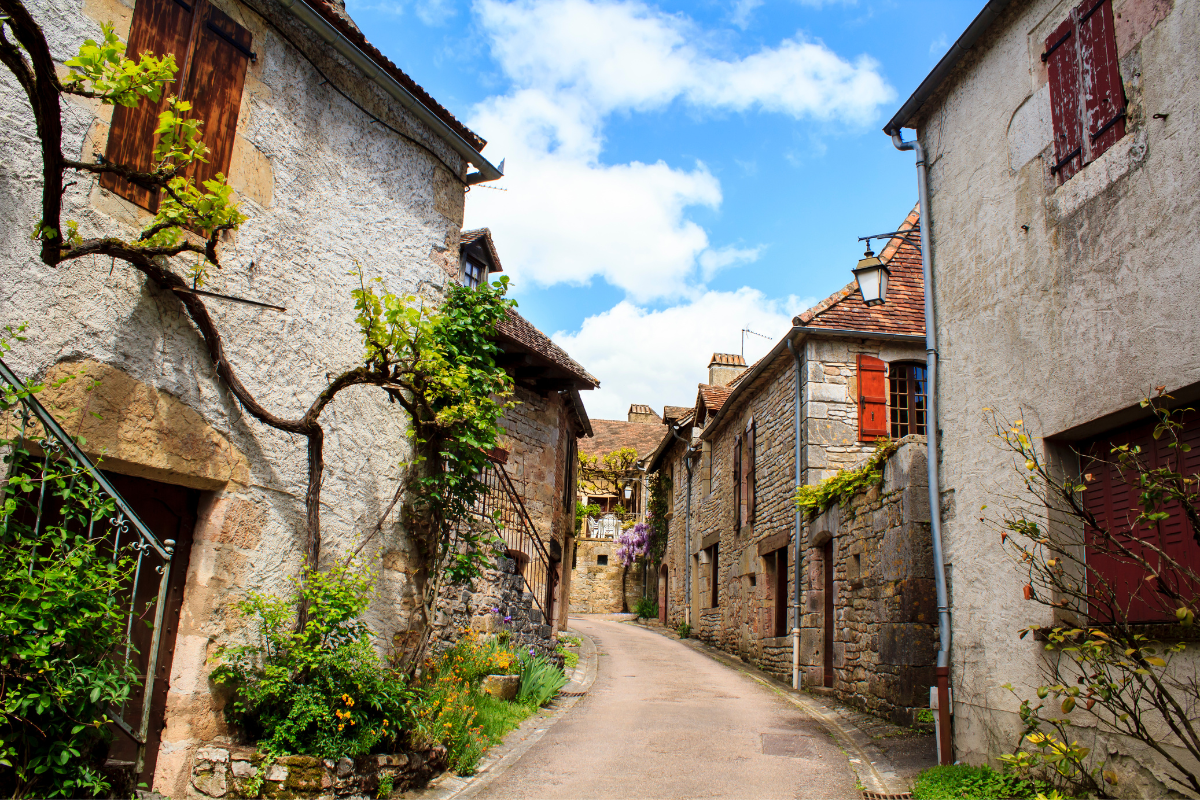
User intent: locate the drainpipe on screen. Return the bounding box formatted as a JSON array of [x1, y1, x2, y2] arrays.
[[668, 425, 695, 625], [890, 129, 952, 765], [786, 336, 804, 690]]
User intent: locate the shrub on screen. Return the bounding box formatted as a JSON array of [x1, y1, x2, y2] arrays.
[[516, 652, 567, 707], [210, 564, 412, 760], [677, 622, 692, 639], [633, 596, 658, 620], [0, 363, 143, 798], [556, 644, 579, 671], [912, 764, 1053, 800]]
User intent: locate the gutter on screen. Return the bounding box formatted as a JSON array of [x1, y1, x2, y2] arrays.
[[276, 0, 504, 184], [667, 423, 696, 625], [883, 0, 1013, 135], [786, 337, 803, 690], [890, 129, 953, 765]]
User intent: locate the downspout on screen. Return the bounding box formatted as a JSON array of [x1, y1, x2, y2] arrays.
[[669, 424, 695, 625], [890, 129, 952, 765], [786, 336, 804, 690]]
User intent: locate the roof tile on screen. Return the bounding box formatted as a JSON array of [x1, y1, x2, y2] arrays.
[[580, 419, 668, 458], [494, 308, 599, 388]]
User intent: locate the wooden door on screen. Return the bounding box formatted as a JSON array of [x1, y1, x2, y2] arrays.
[[658, 564, 668, 624], [103, 473, 198, 785], [823, 540, 834, 688]]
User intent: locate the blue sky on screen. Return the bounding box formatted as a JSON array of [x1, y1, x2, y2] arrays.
[[346, 0, 981, 419]]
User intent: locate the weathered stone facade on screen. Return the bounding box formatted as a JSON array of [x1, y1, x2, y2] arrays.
[[892, 0, 1200, 785], [0, 0, 505, 791], [800, 439, 936, 725], [569, 536, 645, 613]]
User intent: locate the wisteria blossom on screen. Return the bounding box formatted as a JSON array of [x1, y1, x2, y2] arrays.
[[615, 521, 652, 567]]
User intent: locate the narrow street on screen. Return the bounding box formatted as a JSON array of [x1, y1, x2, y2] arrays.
[[472, 618, 860, 800]]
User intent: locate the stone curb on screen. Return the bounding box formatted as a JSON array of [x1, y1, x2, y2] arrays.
[[624, 619, 913, 797], [405, 625, 598, 800]]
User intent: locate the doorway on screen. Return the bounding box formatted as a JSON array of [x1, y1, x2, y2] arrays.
[[658, 564, 668, 624], [823, 540, 834, 688]]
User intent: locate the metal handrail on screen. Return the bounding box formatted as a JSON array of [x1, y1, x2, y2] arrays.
[[0, 358, 174, 774]]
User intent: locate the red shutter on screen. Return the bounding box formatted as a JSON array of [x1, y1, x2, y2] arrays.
[[733, 434, 742, 531], [1083, 412, 1200, 623], [180, 3, 252, 192], [747, 419, 756, 524], [1044, 17, 1084, 183], [101, 0, 196, 209], [1076, 0, 1126, 160], [857, 355, 888, 441]]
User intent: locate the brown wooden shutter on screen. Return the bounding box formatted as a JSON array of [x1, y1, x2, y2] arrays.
[[1076, 0, 1125, 159], [733, 434, 742, 531], [857, 355, 888, 441], [746, 419, 756, 523], [101, 0, 196, 209], [1044, 16, 1084, 184], [180, 3, 252, 191]]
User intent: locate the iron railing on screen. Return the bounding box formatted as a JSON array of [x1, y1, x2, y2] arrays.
[[0, 358, 174, 774], [470, 460, 553, 620]]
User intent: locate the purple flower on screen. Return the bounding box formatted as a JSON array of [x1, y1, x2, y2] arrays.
[[615, 522, 652, 567], [504, 615, 512, 623], [528, 646, 535, 655], [490, 607, 500, 614]]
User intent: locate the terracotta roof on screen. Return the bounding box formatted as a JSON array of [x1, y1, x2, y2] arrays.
[[460, 228, 503, 274], [494, 308, 598, 388], [699, 384, 733, 411], [305, 0, 485, 153], [662, 405, 691, 423], [580, 419, 669, 459], [628, 404, 660, 419], [727, 356, 763, 389], [794, 206, 925, 337], [708, 353, 746, 367]]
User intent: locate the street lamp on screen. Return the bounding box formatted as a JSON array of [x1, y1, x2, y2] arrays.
[[623, 483, 632, 500], [852, 245, 890, 306]]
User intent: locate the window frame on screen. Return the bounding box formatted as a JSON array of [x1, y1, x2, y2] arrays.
[[888, 361, 928, 439]]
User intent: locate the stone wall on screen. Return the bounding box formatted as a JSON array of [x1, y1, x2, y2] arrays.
[[799, 438, 935, 725], [0, 0, 474, 791], [908, 0, 1200, 783], [188, 746, 447, 799], [568, 536, 644, 614], [430, 553, 558, 663]]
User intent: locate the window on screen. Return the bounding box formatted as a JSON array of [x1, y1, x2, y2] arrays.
[[856, 354, 888, 441], [1043, 0, 1126, 184], [701, 440, 712, 496], [462, 257, 487, 288], [1080, 411, 1200, 622], [732, 433, 741, 531], [888, 362, 928, 438], [102, 0, 253, 210], [596, 554, 608, 566], [733, 420, 758, 530]]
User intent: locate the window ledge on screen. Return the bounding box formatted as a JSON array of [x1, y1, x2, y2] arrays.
[[1051, 129, 1146, 218]]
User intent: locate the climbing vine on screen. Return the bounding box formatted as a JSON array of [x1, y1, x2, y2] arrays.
[[792, 438, 898, 520], [646, 471, 672, 562]]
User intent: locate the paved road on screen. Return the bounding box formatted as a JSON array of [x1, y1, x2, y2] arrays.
[[474, 617, 860, 800]]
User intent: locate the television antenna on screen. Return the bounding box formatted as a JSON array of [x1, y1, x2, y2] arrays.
[[742, 328, 772, 359]]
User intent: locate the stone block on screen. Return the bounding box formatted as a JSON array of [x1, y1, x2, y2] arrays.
[[336, 757, 353, 777], [230, 760, 255, 778], [877, 623, 938, 666], [191, 767, 227, 798], [195, 747, 230, 764], [482, 674, 520, 701]]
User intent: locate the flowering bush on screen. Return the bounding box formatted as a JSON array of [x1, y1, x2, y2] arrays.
[[615, 521, 651, 567], [210, 564, 412, 760]]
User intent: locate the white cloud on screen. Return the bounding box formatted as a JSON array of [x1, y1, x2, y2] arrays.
[[553, 288, 817, 420], [465, 0, 893, 300], [929, 33, 949, 57], [415, 0, 458, 24], [731, 0, 763, 29]]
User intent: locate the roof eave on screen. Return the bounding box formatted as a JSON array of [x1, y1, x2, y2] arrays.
[[883, 0, 1015, 134], [277, 0, 504, 183], [700, 328, 803, 442]]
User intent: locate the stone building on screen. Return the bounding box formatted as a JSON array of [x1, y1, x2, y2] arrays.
[[648, 213, 937, 723], [569, 404, 663, 613], [0, 0, 596, 792], [882, 0, 1200, 785]]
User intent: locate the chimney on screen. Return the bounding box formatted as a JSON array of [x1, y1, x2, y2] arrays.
[[708, 353, 747, 387], [627, 404, 662, 425]]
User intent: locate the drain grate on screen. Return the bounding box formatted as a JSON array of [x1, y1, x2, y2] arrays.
[[760, 733, 815, 758], [558, 690, 588, 697], [861, 792, 912, 800]]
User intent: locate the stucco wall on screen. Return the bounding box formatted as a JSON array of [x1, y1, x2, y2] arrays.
[[0, 0, 473, 792], [910, 0, 1200, 788]]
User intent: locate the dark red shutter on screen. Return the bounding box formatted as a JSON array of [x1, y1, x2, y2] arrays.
[[180, 3, 251, 192], [1076, 0, 1125, 159], [857, 355, 888, 440], [733, 434, 742, 531], [101, 0, 196, 209], [1044, 17, 1084, 183], [1082, 412, 1200, 623], [747, 420, 756, 524]]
